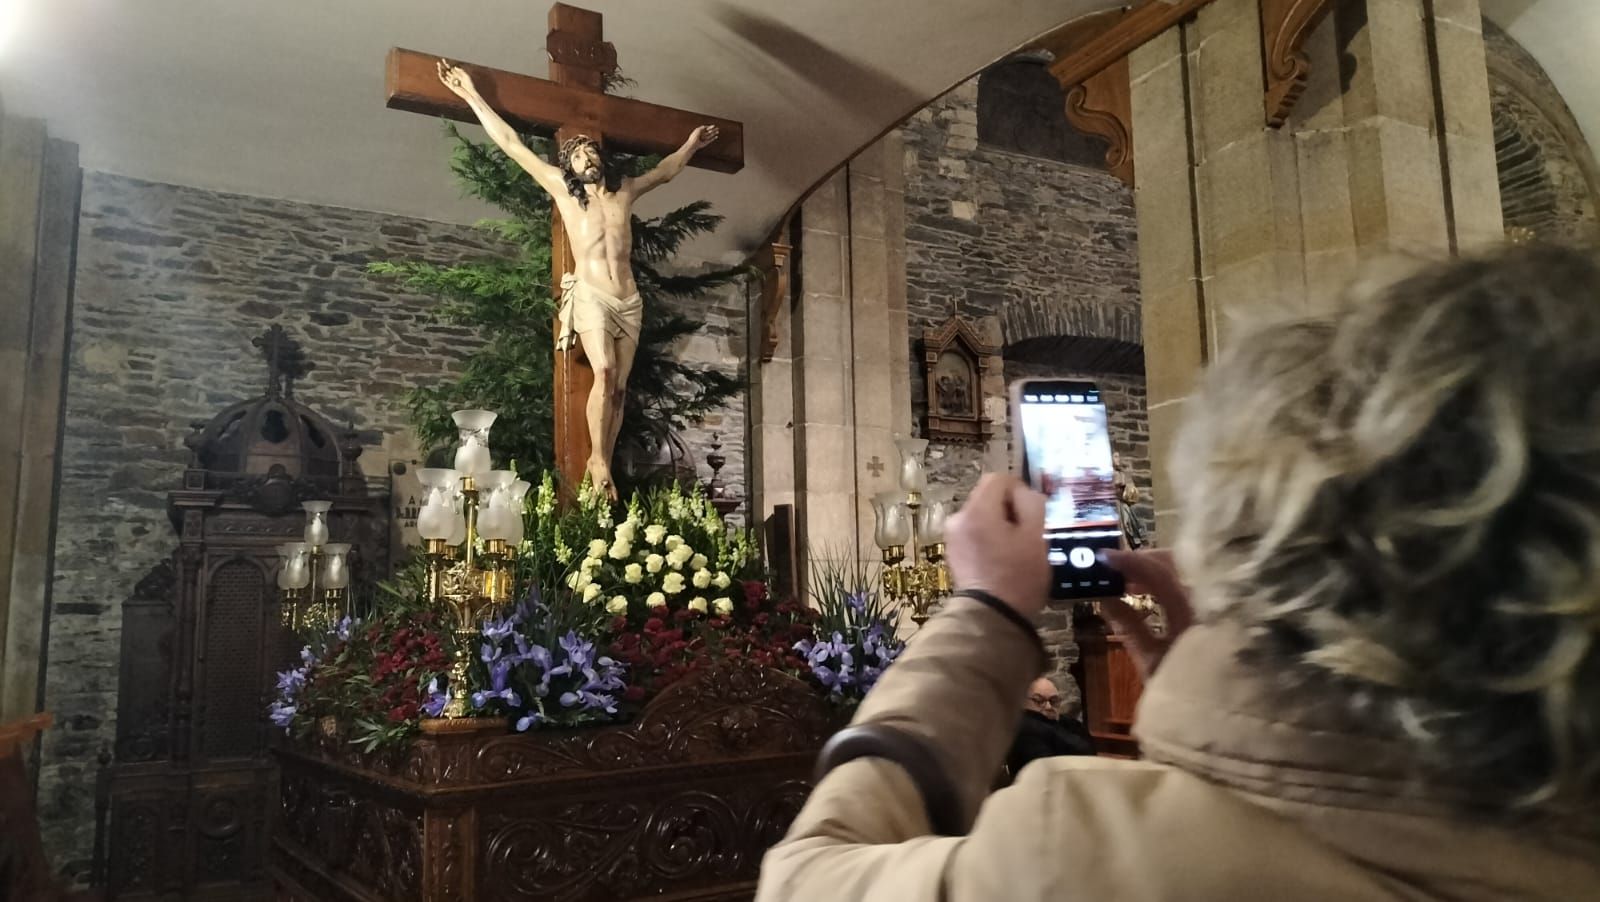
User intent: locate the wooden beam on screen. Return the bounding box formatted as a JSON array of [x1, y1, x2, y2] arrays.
[[385, 47, 745, 173], [1064, 58, 1135, 187], [1262, 0, 1337, 127], [1049, 0, 1218, 88]]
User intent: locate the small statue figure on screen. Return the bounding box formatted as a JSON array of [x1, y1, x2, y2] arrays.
[[1112, 452, 1146, 549]]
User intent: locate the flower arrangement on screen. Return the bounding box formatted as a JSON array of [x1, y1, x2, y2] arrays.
[[270, 476, 828, 749], [795, 554, 906, 702]]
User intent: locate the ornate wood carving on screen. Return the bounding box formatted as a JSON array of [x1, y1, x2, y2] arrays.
[[270, 663, 842, 901], [1064, 57, 1135, 186], [922, 317, 1000, 445], [1262, 0, 1338, 127], [755, 212, 796, 364], [1049, 0, 1217, 88]]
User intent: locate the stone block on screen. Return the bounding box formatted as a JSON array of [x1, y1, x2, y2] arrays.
[[1444, 133, 1504, 249], [1147, 398, 1190, 527], [1141, 284, 1206, 406], [1431, 0, 1483, 32], [1196, 134, 1277, 275], [799, 425, 856, 495], [799, 355, 851, 428], [803, 170, 848, 236], [1434, 18, 1494, 143], [1341, 0, 1437, 133], [1344, 119, 1450, 254], [1294, 128, 1357, 254], [850, 233, 889, 299], [799, 228, 847, 301], [1303, 246, 1362, 311], [801, 490, 860, 554], [850, 177, 887, 239], [1130, 27, 1184, 85], [1190, 0, 1267, 166]]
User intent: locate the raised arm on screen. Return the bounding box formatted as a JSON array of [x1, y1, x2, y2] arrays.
[[437, 61, 566, 198], [626, 125, 719, 196]]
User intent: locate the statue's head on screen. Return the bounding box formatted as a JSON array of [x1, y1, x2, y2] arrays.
[[559, 135, 616, 208]]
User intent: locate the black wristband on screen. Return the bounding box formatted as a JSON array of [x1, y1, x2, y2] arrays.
[[815, 724, 964, 836], [948, 588, 1047, 658]]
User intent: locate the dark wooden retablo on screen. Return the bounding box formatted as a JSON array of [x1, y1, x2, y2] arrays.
[[269, 664, 841, 902]]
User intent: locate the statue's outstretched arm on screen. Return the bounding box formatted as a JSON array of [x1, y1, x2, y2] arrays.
[[438, 61, 566, 199]]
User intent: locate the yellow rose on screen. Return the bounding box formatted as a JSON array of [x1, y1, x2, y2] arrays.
[[713, 597, 734, 616], [687, 597, 708, 614], [624, 563, 644, 584], [713, 572, 732, 590], [689, 553, 708, 571], [645, 554, 665, 574], [645, 524, 667, 545], [692, 569, 712, 589], [605, 596, 629, 615], [588, 539, 608, 558], [646, 592, 667, 608], [662, 572, 686, 595]]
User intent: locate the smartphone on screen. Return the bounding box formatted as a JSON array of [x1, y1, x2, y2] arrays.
[[1010, 379, 1126, 600]]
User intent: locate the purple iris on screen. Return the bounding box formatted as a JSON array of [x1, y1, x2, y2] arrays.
[[422, 678, 450, 718], [471, 660, 523, 710]]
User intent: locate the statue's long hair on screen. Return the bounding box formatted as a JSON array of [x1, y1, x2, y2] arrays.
[[559, 135, 622, 209]]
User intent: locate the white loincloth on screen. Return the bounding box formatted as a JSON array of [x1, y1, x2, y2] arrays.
[[556, 274, 643, 351]]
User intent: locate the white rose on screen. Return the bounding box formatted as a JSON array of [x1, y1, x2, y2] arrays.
[[583, 583, 602, 603], [645, 524, 667, 545], [713, 572, 731, 590], [667, 546, 692, 569], [645, 554, 665, 574], [713, 597, 734, 616], [588, 539, 608, 558], [605, 596, 629, 615], [566, 570, 582, 589], [665, 534, 684, 551], [692, 569, 712, 589], [581, 555, 602, 573], [689, 553, 708, 571], [615, 520, 637, 543], [688, 597, 708, 614], [646, 592, 667, 608], [662, 572, 686, 595], [624, 563, 644, 584], [608, 539, 631, 560], [568, 569, 593, 591]]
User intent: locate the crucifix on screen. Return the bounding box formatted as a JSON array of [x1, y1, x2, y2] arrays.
[[385, 3, 744, 499]]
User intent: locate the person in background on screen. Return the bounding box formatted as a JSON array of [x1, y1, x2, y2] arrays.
[[1004, 675, 1094, 783], [756, 246, 1600, 901]]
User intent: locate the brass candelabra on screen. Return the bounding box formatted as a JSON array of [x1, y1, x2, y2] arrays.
[[276, 500, 351, 636], [872, 438, 955, 627], [417, 410, 529, 719]]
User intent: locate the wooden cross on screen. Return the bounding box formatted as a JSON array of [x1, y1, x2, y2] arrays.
[[385, 3, 745, 495]]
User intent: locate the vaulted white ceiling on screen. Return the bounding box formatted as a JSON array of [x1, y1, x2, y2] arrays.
[[0, 0, 1124, 260], [1, 1, 1593, 262]]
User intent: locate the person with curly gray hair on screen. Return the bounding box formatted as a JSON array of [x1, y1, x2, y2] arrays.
[[756, 246, 1600, 900]]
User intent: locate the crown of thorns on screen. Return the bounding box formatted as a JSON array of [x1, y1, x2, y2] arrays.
[[559, 135, 602, 167]]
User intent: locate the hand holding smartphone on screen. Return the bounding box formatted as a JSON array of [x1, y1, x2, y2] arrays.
[[1009, 379, 1127, 600]]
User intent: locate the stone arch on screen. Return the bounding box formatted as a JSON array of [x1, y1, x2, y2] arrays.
[[1483, 20, 1600, 244], [999, 294, 1142, 353]]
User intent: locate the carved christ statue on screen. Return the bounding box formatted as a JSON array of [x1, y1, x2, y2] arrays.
[[438, 62, 719, 499]]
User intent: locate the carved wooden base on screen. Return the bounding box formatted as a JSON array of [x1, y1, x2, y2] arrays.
[[269, 665, 841, 901]]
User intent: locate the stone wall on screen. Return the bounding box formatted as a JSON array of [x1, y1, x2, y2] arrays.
[[38, 172, 747, 875], [898, 68, 1146, 718], [901, 75, 1143, 497]]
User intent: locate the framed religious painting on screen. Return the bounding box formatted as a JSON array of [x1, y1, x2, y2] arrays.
[[921, 316, 999, 444]]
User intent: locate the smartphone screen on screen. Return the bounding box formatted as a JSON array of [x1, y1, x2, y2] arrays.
[[1013, 380, 1126, 600]]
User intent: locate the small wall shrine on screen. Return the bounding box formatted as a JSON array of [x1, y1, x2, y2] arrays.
[[98, 326, 388, 899], [921, 316, 1000, 445]]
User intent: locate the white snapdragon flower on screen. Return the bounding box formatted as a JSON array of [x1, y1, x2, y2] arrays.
[[605, 596, 629, 615], [646, 592, 667, 608], [688, 597, 708, 614], [645, 553, 665, 574], [689, 553, 708, 571], [713, 571, 732, 590], [588, 539, 608, 558], [624, 563, 644, 584], [583, 583, 601, 603], [555, 543, 573, 564], [713, 597, 734, 616], [662, 572, 686, 595], [692, 569, 712, 590], [645, 524, 667, 545]]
